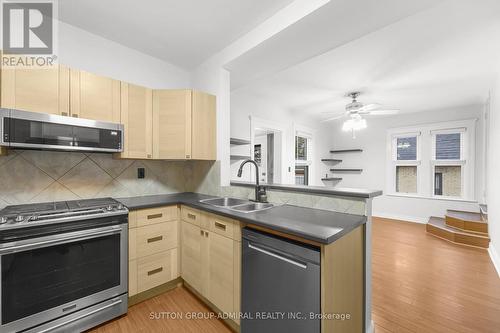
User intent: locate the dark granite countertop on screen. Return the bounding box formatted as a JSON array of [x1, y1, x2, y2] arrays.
[[230, 181, 382, 198], [116, 192, 367, 244]]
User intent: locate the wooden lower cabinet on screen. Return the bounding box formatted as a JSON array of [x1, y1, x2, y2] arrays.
[[180, 207, 240, 318], [137, 249, 178, 293], [181, 220, 202, 291], [207, 232, 234, 314], [129, 206, 180, 298]]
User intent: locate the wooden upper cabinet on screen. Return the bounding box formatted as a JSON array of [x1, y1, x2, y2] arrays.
[[1, 64, 70, 115], [153, 89, 192, 159], [70, 69, 120, 122], [152, 89, 216, 160], [192, 91, 216, 160], [118, 82, 153, 159]]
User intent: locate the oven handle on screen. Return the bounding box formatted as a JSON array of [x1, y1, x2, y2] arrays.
[[0, 225, 123, 254]]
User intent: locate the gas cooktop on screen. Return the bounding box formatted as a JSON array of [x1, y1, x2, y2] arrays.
[[0, 198, 128, 229]]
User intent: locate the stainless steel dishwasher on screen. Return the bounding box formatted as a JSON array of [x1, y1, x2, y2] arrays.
[[241, 227, 321, 333]]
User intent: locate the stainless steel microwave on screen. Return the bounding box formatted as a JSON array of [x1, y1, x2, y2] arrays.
[[0, 108, 123, 153]]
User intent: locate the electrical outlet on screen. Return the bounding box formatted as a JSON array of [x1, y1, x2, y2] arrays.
[[137, 167, 145, 179]]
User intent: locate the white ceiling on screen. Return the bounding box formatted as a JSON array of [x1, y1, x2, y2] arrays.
[[231, 0, 500, 118], [58, 0, 294, 69]]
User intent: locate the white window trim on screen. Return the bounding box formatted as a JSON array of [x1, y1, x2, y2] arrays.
[[386, 119, 477, 201]]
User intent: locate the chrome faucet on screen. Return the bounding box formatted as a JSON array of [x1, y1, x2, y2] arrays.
[[237, 159, 268, 203]]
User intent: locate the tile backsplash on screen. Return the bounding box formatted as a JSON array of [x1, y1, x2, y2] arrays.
[[0, 151, 366, 216], [0, 150, 215, 209]]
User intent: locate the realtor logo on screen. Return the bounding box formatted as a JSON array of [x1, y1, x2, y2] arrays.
[[2, 1, 53, 54]]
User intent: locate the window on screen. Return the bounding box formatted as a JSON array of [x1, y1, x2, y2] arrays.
[[295, 136, 308, 161], [392, 133, 420, 194], [387, 120, 475, 200], [397, 136, 417, 160], [295, 130, 313, 185], [431, 129, 465, 198], [295, 165, 309, 185]]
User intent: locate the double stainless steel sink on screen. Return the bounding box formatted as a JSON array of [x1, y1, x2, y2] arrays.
[[199, 197, 274, 213]]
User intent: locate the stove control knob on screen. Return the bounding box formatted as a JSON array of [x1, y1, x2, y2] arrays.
[[0, 216, 7, 224], [107, 205, 113, 211], [117, 204, 124, 210], [15, 215, 24, 222]]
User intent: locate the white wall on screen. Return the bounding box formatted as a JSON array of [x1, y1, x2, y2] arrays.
[[329, 105, 485, 223], [58, 22, 190, 88], [487, 75, 500, 275], [230, 90, 330, 186]]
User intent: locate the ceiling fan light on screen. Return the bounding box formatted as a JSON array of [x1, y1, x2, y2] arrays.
[[342, 117, 367, 132]]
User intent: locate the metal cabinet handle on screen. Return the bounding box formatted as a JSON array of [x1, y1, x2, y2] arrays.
[[147, 213, 163, 219], [72, 114, 79, 118], [200, 230, 204, 236], [148, 267, 163, 276], [205, 231, 209, 237], [147, 154, 152, 158], [147, 236, 163, 243], [214, 221, 226, 231], [248, 243, 307, 269], [61, 112, 68, 117], [187, 213, 196, 220]]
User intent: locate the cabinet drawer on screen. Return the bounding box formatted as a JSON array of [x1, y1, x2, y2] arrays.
[[209, 214, 235, 239], [181, 206, 205, 227], [137, 249, 177, 293], [136, 206, 177, 227], [136, 221, 177, 258]]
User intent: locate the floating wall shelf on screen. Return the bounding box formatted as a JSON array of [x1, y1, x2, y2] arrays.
[[330, 149, 363, 153], [230, 138, 251, 145], [321, 177, 343, 181], [330, 168, 363, 172], [321, 159, 342, 163]]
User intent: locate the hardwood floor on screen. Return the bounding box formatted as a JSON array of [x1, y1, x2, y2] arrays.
[[88, 286, 232, 333], [91, 216, 500, 333], [372, 217, 500, 333]]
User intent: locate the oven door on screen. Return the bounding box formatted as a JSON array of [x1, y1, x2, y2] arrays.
[[0, 224, 128, 333]]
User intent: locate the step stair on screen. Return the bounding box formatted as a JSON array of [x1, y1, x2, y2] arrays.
[[445, 209, 488, 234], [426, 216, 490, 249]]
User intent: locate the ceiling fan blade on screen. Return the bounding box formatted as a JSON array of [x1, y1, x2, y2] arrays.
[[358, 103, 381, 112], [321, 114, 346, 122], [365, 109, 400, 115]]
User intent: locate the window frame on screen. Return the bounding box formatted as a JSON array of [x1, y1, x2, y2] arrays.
[[391, 132, 421, 195], [386, 119, 476, 201], [430, 128, 467, 199]]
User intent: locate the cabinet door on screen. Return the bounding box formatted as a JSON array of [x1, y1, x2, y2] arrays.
[[192, 91, 216, 160], [119, 82, 153, 159], [70, 69, 120, 122], [1, 64, 70, 115], [208, 232, 234, 314], [152, 89, 191, 159], [181, 220, 201, 292]]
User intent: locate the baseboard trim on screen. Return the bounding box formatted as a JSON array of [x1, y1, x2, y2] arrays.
[[488, 244, 500, 278], [373, 212, 427, 224]]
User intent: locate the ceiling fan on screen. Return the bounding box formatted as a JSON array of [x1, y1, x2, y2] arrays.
[[322, 92, 400, 138], [323, 92, 400, 122]]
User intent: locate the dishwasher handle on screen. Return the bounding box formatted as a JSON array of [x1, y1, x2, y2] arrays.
[[248, 243, 307, 269]]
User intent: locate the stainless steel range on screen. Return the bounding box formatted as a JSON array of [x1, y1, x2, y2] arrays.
[[0, 198, 128, 333]]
